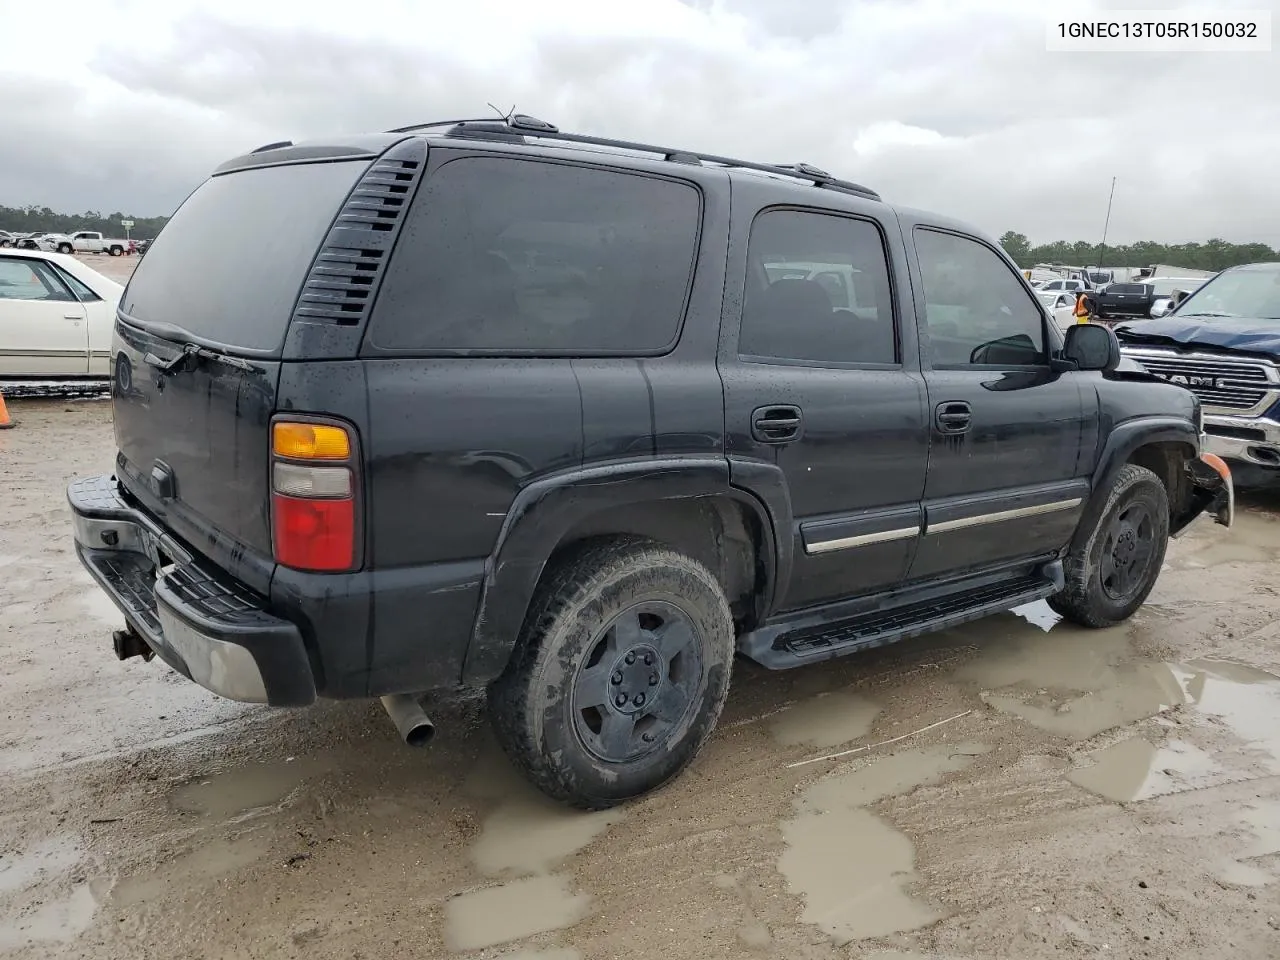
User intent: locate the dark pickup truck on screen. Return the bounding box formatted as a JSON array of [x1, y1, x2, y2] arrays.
[[69, 116, 1233, 808], [1117, 262, 1280, 485], [1095, 281, 1159, 320]]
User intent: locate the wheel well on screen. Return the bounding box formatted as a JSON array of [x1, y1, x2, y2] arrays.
[[1127, 441, 1194, 511], [546, 497, 768, 630]]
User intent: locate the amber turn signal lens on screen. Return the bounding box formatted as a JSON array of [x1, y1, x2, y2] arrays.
[[273, 422, 351, 460]]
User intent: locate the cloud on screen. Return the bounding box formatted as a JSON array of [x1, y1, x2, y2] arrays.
[[1, 0, 1277, 245]]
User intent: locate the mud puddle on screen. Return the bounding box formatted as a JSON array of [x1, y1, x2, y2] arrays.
[[779, 744, 989, 944], [1067, 736, 1221, 801], [0, 834, 100, 951], [110, 834, 267, 908], [1066, 660, 1280, 802], [443, 874, 592, 951], [0, 882, 98, 951], [0, 834, 82, 894], [444, 738, 621, 951], [769, 689, 881, 748], [169, 756, 328, 819]]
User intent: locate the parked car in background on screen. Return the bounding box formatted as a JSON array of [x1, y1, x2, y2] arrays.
[[0, 248, 122, 378], [21, 233, 75, 253], [134, 238, 153, 256], [1094, 281, 1161, 321], [68, 116, 1231, 808], [1037, 277, 1090, 296], [1133, 264, 1216, 283], [0, 230, 18, 248], [63, 231, 133, 256], [1118, 261, 1280, 484]]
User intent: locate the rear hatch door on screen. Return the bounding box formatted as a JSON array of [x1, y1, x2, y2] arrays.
[[112, 156, 376, 592]]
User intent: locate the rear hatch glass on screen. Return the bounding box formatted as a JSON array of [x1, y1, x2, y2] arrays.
[[121, 160, 370, 354], [113, 159, 371, 584]]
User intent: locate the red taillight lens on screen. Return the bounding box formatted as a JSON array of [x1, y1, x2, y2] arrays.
[[270, 418, 358, 572], [272, 495, 355, 571]]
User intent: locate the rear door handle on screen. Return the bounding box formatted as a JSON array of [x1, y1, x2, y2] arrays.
[[935, 401, 972, 434], [752, 405, 803, 443]]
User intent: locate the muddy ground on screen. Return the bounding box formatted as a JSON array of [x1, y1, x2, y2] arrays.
[[1, 399, 1278, 960]]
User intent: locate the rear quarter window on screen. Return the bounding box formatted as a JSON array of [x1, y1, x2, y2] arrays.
[[120, 160, 370, 353], [364, 156, 701, 355]]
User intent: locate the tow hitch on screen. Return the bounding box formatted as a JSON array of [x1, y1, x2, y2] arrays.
[[112, 624, 155, 662]]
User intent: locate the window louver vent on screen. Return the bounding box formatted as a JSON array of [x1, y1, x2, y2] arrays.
[[292, 144, 425, 326]]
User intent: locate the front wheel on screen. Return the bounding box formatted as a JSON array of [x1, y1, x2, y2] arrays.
[[56, 243, 72, 254], [488, 538, 735, 809], [1049, 464, 1170, 628]]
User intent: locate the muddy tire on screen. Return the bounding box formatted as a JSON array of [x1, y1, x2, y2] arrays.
[[488, 538, 734, 810], [1049, 464, 1170, 629]]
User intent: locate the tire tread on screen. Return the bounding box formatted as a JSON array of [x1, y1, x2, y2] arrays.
[[1049, 463, 1169, 628], [488, 537, 733, 808]]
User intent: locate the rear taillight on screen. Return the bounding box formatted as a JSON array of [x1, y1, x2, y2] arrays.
[[271, 420, 358, 572]]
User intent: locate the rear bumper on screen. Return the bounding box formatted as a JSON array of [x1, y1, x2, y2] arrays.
[[68, 475, 316, 706]]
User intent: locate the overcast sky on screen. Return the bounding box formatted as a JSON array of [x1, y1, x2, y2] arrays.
[[3, 0, 1277, 244]]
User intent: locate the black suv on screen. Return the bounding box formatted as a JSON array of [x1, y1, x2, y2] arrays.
[[69, 116, 1233, 808]]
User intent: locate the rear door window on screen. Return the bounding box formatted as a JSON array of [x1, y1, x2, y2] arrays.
[[120, 160, 371, 353], [739, 210, 897, 365], [365, 157, 701, 355]]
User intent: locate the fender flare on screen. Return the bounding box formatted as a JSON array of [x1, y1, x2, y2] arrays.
[[1071, 415, 1199, 551], [461, 457, 785, 684]]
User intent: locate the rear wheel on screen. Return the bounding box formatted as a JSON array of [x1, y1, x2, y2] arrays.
[[488, 538, 734, 809], [57, 242, 72, 254], [108, 245, 123, 256], [1049, 464, 1169, 628]]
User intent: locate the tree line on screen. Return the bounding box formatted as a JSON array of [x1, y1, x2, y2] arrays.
[[999, 231, 1277, 273], [0, 205, 168, 240]]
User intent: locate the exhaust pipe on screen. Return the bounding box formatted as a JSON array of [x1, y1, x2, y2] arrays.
[[380, 694, 435, 747]]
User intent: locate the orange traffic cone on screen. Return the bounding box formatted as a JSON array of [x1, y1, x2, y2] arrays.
[[0, 390, 12, 429]]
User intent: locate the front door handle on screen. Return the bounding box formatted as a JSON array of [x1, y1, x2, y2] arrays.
[[752, 405, 803, 443], [935, 401, 972, 434]]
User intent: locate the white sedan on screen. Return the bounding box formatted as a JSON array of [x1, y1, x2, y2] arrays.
[[0, 248, 122, 377]]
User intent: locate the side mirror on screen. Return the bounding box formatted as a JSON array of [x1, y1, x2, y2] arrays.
[[1062, 322, 1121, 372], [1150, 298, 1173, 318]]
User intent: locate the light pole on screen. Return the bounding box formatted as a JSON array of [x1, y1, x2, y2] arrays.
[[1097, 177, 1116, 268]]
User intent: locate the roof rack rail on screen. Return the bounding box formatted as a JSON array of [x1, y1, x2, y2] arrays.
[[386, 117, 513, 134], [251, 139, 293, 153], [384, 115, 881, 201]]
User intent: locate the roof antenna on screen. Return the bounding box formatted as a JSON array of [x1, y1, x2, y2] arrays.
[[486, 101, 517, 122]]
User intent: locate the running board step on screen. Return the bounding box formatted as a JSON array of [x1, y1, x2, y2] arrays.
[[741, 561, 1063, 670]]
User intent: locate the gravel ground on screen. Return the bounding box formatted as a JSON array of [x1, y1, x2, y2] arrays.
[[1, 399, 1278, 960]]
